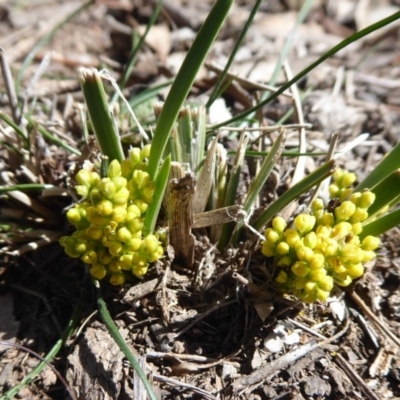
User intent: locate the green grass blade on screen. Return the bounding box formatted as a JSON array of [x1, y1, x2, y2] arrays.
[[95, 280, 157, 400], [268, 0, 314, 87], [0, 111, 28, 148], [144, 156, 171, 235], [15, 0, 94, 95], [253, 160, 336, 231], [118, 0, 163, 93], [25, 115, 81, 156], [243, 130, 286, 214], [355, 141, 400, 191], [0, 184, 55, 193], [365, 170, 400, 217], [78, 68, 124, 163], [210, 11, 400, 130], [218, 134, 249, 250], [129, 79, 174, 109], [147, 0, 233, 180], [360, 208, 400, 239], [206, 0, 262, 108]]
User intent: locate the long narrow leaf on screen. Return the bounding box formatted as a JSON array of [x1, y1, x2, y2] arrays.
[[144, 156, 171, 235], [95, 280, 157, 400], [253, 160, 336, 231], [366, 170, 400, 217], [355, 141, 400, 191], [147, 0, 233, 180], [210, 11, 400, 130], [360, 208, 400, 239], [243, 129, 286, 214], [78, 68, 124, 163], [25, 115, 81, 156], [206, 0, 263, 107]]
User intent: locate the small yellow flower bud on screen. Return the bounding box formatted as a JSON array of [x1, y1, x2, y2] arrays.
[[121, 159, 133, 178], [113, 188, 130, 205], [311, 198, 324, 213], [262, 241, 275, 257], [90, 263, 107, 280], [346, 263, 364, 279], [110, 273, 125, 285], [350, 192, 362, 206], [292, 261, 309, 278], [126, 238, 143, 252], [86, 208, 109, 226], [272, 216, 287, 233], [126, 218, 143, 233], [142, 235, 161, 255], [352, 222, 363, 235], [332, 168, 345, 183], [111, 207, 127, 223], [277, 256, 292, 266], [341, 172, 356, 188], [329, 184, 340, 198], [308, 253, 325, 270], [316, 289, 329, 301], [276, 241, 290, 255], [304, 281, 317, 293], [316, 225, 331, 240], [362, 250, 376, 262], [99, 180, 116, 198], [140, 144, 151, 160], [318, 276, 333, 292], [285, 229, 300, 247], [358, 191, 375, 209], [106, 261, 119, 273], [126, 205, 141, 221], [75, 169, 92, 187], [294, 214, 316, 234], [98, 250, 112, 265], [96, 200, 114, 216], [309, 268, 327, 282], [87, 226, 103, 240], [129, 147, 141, 165], [335, 275, 352, 287], [335, 201, 356, 221], [332, 222, 352, 240], [81, 249, 97, 264], [296, 245, 314, 262], [112, 177, 128, 192], [350, 208, 368, 223], [76, 185, 89, 197], [275, 271, 288, 284], [361, 235, 380, 251], [67, 208, 82, 224], [265, 228, 279, 243], [303, 232, 317, 249], [108, 241, 123, 257], [321, 212, 335, 227], [117, 227, 132, 242], [132, 264, 148, 278], [90, 188, 103, 205], [118, 254, 134, 270], [325, 239, 339, 257], [108, 159, 121, 179]]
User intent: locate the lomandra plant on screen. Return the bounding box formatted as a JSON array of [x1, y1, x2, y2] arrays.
[[2, 0, 400, 398]]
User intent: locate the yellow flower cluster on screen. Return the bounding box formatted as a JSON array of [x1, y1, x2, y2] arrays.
[[262, 169, 380, 302], [60, 145, 164, 285]]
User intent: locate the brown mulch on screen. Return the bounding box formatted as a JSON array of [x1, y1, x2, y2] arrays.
[[1, 1, 400, 399]]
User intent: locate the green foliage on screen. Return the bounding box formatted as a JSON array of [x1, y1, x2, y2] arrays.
[[60, 149, 163, 285], [261, 169, 380, 303]]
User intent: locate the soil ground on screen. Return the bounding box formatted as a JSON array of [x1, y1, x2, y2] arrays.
[[0, 1, 400, 399]]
